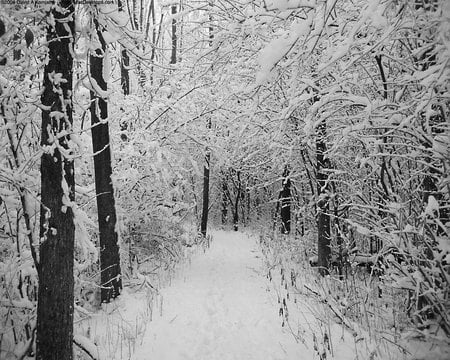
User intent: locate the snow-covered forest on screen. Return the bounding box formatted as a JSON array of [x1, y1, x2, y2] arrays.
[[0, 0, 449, 359]]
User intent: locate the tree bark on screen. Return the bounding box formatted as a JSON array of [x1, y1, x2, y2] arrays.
[[233, 171, 241, 231], [316, 120, 331, 276], [246, 187, 251, 225], [36, 1, 75, 359], [170, 4, 177, 65], [200, 114, 212, 237], [200, 150, 210, 237], [200, 21, 213, 236], [221, 177, 228, 225], [280, 165, 291, 234], [90, 19, 122, 303], [120, 49, 130, 95], [150, 0, 157, 84], [118, 0, 130, 95]]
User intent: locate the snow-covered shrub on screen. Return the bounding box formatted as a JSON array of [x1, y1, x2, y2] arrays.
[[0, 8, 47, 357]]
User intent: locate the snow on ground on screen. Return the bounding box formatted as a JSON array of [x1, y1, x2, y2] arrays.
[[133, 230, 306, 359], [78, 229, 447, 360], [132, 230, 357, 360], [74, 287, 155, 360]]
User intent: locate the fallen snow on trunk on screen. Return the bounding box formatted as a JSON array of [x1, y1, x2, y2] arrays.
[[133, 230, 310, 360]]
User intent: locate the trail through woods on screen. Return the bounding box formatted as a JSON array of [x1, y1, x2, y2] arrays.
[[83, 230, 446, 360], [133, 230, 307, 359], [132, 231, 361, 360]]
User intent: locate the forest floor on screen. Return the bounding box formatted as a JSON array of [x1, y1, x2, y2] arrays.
[[75, 229, 448, 360], [130, 230, 361, 360]]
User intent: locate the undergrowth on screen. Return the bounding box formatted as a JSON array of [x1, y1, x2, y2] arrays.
[[258, 230, 450, 360], [0, 218, 204, 360]]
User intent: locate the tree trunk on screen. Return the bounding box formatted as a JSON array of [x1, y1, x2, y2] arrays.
[[200, 21, 213, 236], [373, 54, 391, 254], [36, 2, 75, 359], [170, 4, 177, 64], [241, 184, 246, 226], [150, 0, 157, 84], [316, 120, 331, 275], [280, 165, 291, 234], [90, 19, 122, 303], [120, 49, 130, 95], [200, 150, 210, 237], [200, 113, 212, 236], [118, 0, 130, 95], [221, 177, 228, 225], [246, 187, 251, 225], [233, 171, 241, 231]]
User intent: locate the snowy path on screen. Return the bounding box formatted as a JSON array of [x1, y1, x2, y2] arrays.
[[132, 230, 310, 360]]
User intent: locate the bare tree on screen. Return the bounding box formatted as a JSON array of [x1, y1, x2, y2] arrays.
[[316, 119, 331, 275], [200, 15, 214, 236], [280, 165, 291, 234], [200, 118, 211, 237], [118, 0, 130, 95], [36, 1, 75, 358], [90, 18, 122, 303], [170, 4, 177, 64]]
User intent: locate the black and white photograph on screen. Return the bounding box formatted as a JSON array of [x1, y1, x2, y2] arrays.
[[0, 0, 449, 359]]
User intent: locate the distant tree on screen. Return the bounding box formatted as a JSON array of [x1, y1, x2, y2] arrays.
[[200, 114, 211, 236], [90, 17, 122, 303], [200, 147, 210, 237], [221, 176, 228, 225], [316, 118, 331, 276], [233, 170, 241, 231], [36, 1, 76, 358], [125, 0, 156, 88], [280, 165, 291, 234], [200, 116, 211, 237], [170, 4, 177, 65], [118, 0, 130, 95], [200, 17, 214, 237], [274, 166, 291, 234]]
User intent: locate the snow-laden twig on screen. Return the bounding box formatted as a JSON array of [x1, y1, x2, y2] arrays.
[[303, 283, 357, 336]]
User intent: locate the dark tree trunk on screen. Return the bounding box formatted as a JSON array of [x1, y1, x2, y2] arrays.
[[200, 114, 212, 237], [90, 20, 122, 303], [373, 54, 391, 254], [13, 33, 21, 60], [333, 190, 344, 277], [246, 187, 251, 225], [200, 20, 213, 235], [200, 150, 210, 237], [241, 184, 246, 226], [118, 0, 130, 95], [170, 4, 177, 64], [120, 50, 130, 95], [280, 165, 291, 234], [150, 0, 157, 84], [36, 2, 75, 359], [233, 171, 241, 231], [233, 207, 239, 231], [316, 120, 331, 276], [221, 177, 228, 225]]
